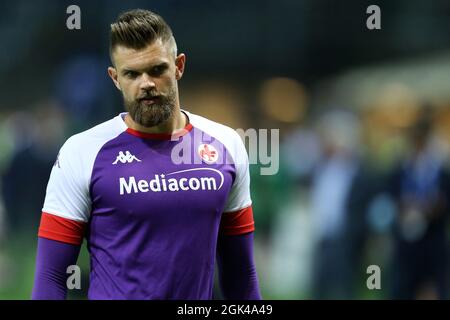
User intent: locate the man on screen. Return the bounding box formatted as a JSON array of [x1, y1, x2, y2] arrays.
[[32, 9, 261, 300], [387, 112, 450, 299]]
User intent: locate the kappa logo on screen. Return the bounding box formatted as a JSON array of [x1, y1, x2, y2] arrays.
[[113, 151, 142, 164], [198, 144, 219, 164]]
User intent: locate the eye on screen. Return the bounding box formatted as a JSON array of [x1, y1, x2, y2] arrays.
[[151, 65, 167, 76], [124, 70, 139, 79]]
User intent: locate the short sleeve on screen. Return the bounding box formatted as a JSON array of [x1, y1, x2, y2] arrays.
[[42, 137, 91, 222], [220, 131, 254, 235], [38, 115, 127, 245], [223, 131, 252, 212]]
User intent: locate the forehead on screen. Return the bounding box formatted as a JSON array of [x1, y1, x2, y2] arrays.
[[112, 38, 172, 70]]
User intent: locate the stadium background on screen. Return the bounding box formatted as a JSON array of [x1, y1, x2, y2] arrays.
[[1, 0, 450, 299]]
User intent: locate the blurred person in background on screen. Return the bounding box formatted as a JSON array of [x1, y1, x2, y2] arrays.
[[259, 79, 319, 298], [310, 109, 377, 299], [55, 54, 118, 133], [1, 103, 66, 234], [386, 106, 450, 300]]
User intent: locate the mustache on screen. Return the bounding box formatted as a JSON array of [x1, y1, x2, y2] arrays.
[[137, 92, 162, 100]]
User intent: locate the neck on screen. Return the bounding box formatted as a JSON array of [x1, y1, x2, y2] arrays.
[[124, 107, 187, 134]]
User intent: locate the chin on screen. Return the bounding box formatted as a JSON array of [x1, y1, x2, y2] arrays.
[[138, 112, 172, 127]]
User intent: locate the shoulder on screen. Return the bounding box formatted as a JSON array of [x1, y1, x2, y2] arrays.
[[56, 115, 127, 177], [60, 115, 126, 158], [187, 111, 239, 138], [186, 111, 246, 160]]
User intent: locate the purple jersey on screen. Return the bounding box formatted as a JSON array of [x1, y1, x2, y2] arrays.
[[38, 111, 255, 299]]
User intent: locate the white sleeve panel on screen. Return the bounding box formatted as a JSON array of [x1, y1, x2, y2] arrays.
[[187, 111, 252, 212], [42, 115, 127, 222], [42, 136, 92, 222], [222, 129, 252, 212]]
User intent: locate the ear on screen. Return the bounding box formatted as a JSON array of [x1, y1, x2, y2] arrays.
[[108, 67, 121, 91], [175, 53, 186, 80]]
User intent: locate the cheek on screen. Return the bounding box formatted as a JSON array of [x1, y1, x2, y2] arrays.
[[159, 76, 177, 92], [120, 81, 138, 99]]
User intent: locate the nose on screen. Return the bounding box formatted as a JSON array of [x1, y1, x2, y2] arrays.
[[139, 73, 156, 90]]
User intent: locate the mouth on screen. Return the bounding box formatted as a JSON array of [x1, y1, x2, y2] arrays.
[[139, 96, 160, 105]]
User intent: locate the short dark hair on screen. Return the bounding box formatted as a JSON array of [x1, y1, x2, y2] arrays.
[[109, 9, 176, 63]]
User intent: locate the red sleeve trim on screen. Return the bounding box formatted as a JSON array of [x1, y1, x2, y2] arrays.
[[38, 212, 86, 245], [219, 206, 255, 236]]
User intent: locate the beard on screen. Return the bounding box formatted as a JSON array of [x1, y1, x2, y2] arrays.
[[124, 87, 177, 127]]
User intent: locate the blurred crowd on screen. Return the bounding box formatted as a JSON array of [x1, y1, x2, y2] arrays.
[[252, 77, 450, 300], [1, 68, 450, 300]]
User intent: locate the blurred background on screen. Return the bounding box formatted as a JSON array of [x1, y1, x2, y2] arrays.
[[1, 0, 450, 299]]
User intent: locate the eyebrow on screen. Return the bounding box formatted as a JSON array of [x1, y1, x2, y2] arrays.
[[121, 62, 169, 74]]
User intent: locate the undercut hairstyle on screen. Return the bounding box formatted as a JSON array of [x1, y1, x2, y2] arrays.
[[109, 9, 177, 64]]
